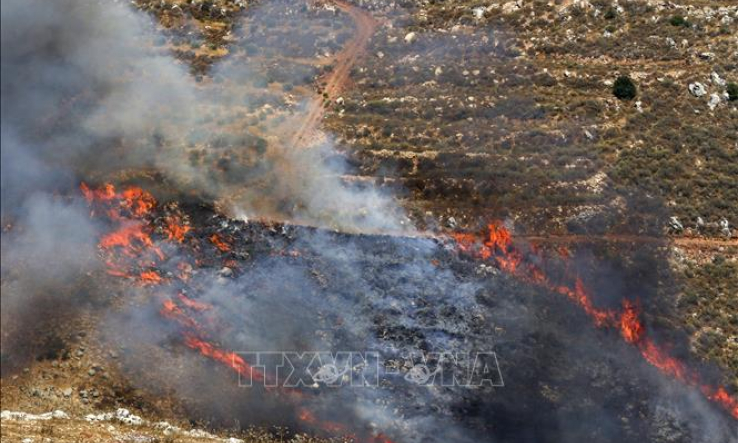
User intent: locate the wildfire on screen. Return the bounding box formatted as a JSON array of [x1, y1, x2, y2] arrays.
[[452, 222, 738, 420], [620, 299, 644, 344], [80, 182, 401, 441], [177, 292, 211, 311], [99, 221, 164, 259], [81, 182, 156, 220], [139, 270, 163, 285], [82, 182, 173, 286], [164, 215, 190, 242], [183, 333, 266, 382], [209, 233, 231, 252]]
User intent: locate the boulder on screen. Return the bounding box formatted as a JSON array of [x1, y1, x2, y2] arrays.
[[708, 93, 720, 110], [711, 72, 726, 87], [688, 82, 707, 97]]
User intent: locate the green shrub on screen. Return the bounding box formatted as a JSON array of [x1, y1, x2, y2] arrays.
[[669, 15, 690, 27], [604, 7, 617, 20], [727, 83, 738, 102], [613, 75, 637, 100]]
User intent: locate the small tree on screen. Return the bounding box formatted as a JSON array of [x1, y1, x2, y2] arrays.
[[613, 75, 637, 100], [727, 83, 738, 102]]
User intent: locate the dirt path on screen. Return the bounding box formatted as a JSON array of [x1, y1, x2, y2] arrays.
[[289, 0, 377, 148], [518, 234, 738, 249]]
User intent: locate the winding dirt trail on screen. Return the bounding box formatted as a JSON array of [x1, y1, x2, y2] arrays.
[[289, 0, 377, 148]]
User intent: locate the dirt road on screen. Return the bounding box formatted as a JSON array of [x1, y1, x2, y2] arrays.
[[518, 234, 738, 249], [289, 0, 377, 148]]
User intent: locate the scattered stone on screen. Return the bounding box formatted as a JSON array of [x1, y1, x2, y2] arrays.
[[502, 0, 523, 14], [62, 388, 73, 398], [720, 219, 731, 238], [1, 410, 69, 421], [669, 216, 684, 232], [88, 368, 96, 377], [708, 93, 721, 110], [711, 72, 726, 87], [688, 82, 707, 97], [404, 32, 416, 44]]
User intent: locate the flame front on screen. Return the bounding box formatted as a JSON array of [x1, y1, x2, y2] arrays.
[[81, 182, 396, 441], [209, 233, 231, 252], [452, 222, 738, 420]]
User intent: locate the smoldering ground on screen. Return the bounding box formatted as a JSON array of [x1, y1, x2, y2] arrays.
[[101, 214, 737, 443]]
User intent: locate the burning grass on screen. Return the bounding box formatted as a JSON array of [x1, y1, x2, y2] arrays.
[[452, 222, 738, 419], [75, 182, 738, 439]]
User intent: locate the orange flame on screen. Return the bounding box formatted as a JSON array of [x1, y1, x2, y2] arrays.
[[452, 223, 738, 419], [182, 333, 265, 382], [209, 233, 231, 252], [99, 221, 164, 259], [139, 270, 163, 285], [177, 292, 212, 311], [164, 215, 190, 243]]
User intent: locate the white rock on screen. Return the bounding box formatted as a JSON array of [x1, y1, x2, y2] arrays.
[[708, 93, 721, 110], [669, 216, 684, 231], [711, 72, 726, 87], [52, 410, 69, 420], [689, 82, 707, 97], [404, 32, 416, 44], [502, 1, 523, 14]]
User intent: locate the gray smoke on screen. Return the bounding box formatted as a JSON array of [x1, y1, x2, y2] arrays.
[[1, 0, 407, 233], [0, 194, 101, 370], [0, 0, 406, 369]]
